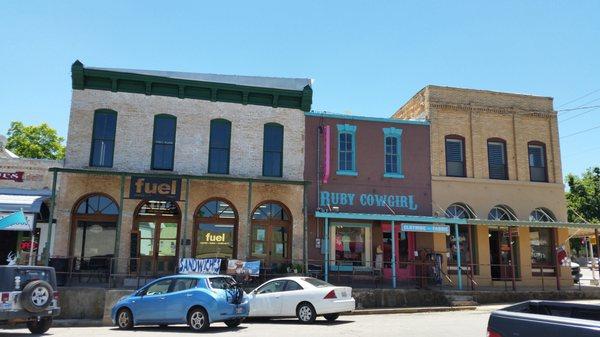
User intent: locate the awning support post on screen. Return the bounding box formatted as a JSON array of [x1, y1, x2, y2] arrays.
[[43, 170, 57, 266], [596, 229, 600, 282], [324, 217, 329, 282], [112, 175, 125, 275], [455, 223, 462, 290], [182, 178, 190, 258], [303, 184, 308, 275], [553, 228, 561, 291], [509, 226, 517, 291], [391, 220, 397, 289]]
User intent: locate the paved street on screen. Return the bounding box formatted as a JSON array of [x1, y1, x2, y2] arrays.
[[3, 301, 600, 337], [0, 306, 497, 337]]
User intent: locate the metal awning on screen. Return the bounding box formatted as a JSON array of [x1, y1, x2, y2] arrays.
[[467, 219, 600, 229], [314, 211, 467, 224], [0, 188, 51, 213]]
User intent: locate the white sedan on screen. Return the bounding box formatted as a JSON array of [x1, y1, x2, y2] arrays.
[[247, 276, 355, 323]]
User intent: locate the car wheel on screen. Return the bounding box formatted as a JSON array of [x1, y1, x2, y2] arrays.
[[27, 317, 52, 334], [116, 308, 134, 330], [296, 302, 316, 324], [20, 280, 53, 313], [188, 307, 210, 332], [323, 313, 340, 322], [224, 318, 243, 328]]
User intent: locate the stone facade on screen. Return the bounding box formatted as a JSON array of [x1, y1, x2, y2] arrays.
[[0, 157, 62, 190], [55, 68, 309, 273], [393, 85, 571, 287], [66, 89, 304, 180]]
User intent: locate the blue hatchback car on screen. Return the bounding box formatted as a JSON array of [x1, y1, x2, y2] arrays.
[[111, 274, 249, 332]]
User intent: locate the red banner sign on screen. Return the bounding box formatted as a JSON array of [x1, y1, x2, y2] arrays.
[[20, 240, 38, 250], [0, 171, 24, 182]]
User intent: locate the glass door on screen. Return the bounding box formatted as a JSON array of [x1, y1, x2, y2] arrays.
[[381, 223, 414, 279], [489, 227, 520, 281], [138, 221, 156, 275], [156, 222, 178, 274], [271, 225, 289, 262]]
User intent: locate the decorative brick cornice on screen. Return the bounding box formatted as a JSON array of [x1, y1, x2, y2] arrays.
[[429, 102, 555, 117]]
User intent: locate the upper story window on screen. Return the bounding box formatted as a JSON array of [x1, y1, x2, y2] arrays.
[[151, 114, 177, 171], [89, 109, 117, 167], [445, 135, 466, 177], [208, 119, 232, 174], [487, 139, 508, 180], [383, 127, 403, 178], [262, 123, 283, 177], [337, 124, 357, 176], [528, 141, 547, 182]]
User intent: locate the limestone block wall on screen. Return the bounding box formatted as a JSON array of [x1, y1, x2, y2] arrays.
[[65, 89, 305, 180]]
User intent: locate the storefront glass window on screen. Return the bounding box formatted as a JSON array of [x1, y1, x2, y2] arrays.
[[196, 224, 234, 258], [334, 226, 366, 267], [73, 221, 116, 258], [446, 226, 474, 266], [195, 199, 237, 258], [252, 226, 267, 256], [530, 227, 554, 266]]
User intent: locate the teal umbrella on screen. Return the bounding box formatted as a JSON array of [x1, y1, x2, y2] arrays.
[[0, 210, 31, 231]]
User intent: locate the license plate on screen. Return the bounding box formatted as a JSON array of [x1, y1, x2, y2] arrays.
[[236, 307, 244, 314]]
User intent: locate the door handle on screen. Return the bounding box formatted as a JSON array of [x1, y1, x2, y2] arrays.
[[186, 294, 193, 297], [160, 297, 166, 300]]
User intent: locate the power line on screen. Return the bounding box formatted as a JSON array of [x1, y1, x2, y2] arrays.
[[558, 88, 600, 108], [558, 97, 600, 114], [557, 105, 600, 112], [559, 107, 600, 123], [560, 123, 600, 139]]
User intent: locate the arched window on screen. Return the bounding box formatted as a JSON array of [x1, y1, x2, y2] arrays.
[[263, 123, 284, 177], [529, 208, 556, 272], [488, 205, 517, 221], [487, 138, 508, 180], [445, 203, 474, 219], [529, 208, 556, 222], [445, 203, 477, 272], [70, 194, 119, 260], [251, 201, 292, 264], [133, 200, 181, 275], [194, 198, 238, 259], [208, 119, 232, 174], [90, 109, 117, 167], [151, 114, 177, 170]]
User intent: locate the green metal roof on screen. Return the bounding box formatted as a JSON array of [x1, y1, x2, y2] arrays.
[[467, 219, 600, 229], [71, 60, 313, 111], [314, 211, 467, 224]]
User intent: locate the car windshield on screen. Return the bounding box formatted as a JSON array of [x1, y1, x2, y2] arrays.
[[209, 277, 237, 289], [302, 277, 333, 288]]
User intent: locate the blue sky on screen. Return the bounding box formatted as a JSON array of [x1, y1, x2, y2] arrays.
[[1, 1, 599, 177]]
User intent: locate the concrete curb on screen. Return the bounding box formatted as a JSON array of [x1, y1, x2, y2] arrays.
[[346, 306, 477, 315], [54, 319, 104, 327]]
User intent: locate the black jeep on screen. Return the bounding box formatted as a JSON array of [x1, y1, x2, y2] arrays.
[[0, 266, 60, 334]]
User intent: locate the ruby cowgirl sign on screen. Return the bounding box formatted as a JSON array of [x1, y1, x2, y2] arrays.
[[0, 171, 24, 182]]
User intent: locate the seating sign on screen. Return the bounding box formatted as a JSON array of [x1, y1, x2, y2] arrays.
[[226, 260, 260, 277], [178, 258, 221, 274]]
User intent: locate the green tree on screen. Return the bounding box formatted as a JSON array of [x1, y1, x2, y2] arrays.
[[566, 167, 600, 224], [6, 121, 65, 159]]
